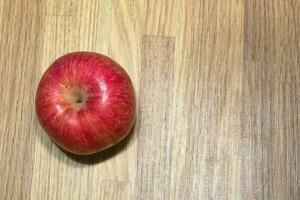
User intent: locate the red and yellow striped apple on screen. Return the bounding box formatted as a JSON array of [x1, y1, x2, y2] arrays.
[[35, 52, 135, 155]]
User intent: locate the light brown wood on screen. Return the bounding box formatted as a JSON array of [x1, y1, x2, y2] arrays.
[[0, 0, 299, 199]]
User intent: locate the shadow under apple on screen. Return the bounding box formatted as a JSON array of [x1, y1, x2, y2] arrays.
[[59, 124, 136, 164], [36, 121, 136, 165]]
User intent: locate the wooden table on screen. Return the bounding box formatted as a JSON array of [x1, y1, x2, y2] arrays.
[[0, 0, 299, 199]]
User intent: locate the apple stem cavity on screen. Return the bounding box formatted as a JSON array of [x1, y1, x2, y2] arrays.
[[63, 86, 88, 109], [76, 97, 83, 104]]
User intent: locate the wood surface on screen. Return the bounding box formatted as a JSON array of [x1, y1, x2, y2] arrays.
[[0, 0, 299, 199]]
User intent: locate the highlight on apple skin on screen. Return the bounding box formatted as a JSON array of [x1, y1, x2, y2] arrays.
[[35, 52, 136, 155]]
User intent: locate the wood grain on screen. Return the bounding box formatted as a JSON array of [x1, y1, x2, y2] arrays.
[[0, 0, 299, 199], [137, 35, 175, 199]]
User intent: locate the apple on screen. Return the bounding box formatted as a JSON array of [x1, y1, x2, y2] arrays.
[[35, 52, 136, 155]]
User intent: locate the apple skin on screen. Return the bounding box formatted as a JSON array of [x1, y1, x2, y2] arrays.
[[35, 52, 136, 155]]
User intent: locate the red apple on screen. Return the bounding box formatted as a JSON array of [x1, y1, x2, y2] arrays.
[[35, 52, 136, 155]]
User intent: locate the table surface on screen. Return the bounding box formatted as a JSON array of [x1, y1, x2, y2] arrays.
[[0, 0, 299, 199]]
